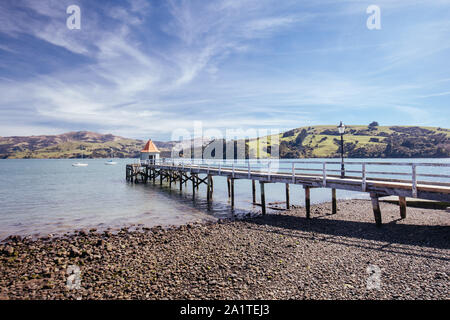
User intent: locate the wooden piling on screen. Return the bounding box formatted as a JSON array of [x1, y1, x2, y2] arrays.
[[332, 188, 337, 214], [169, 171, 172, 188], [252, 180, 256, 204], [285, 183, 290, 209], [207, 174, 211, 203], [211, 177, 214, 194], [230, 178, 235, 210], [192, 174, 196, 197], [260, 182, 266, 215], [305, 186, 311, 218], [399, 196, 407, 219], [160, 170, 163, 185], [227, 177, 231, 198], [179, 172, 183, 191], [370, 192, 382, 227]]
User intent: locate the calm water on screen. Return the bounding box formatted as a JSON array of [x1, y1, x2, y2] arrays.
[[0, 158, 449, 240]]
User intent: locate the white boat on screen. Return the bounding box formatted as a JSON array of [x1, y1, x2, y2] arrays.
[[105, 159, 117, 165], [105, 152, 117, 165], [73, 147, 88, 167], [72, 162, 88, 167]]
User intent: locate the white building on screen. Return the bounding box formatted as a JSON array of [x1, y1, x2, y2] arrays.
[[140, 139, 160, 163]]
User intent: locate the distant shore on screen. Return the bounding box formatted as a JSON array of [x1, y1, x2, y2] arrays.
[[0, 199, 449, 300]]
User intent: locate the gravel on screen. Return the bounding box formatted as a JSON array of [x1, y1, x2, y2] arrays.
[[0, 199, 449, 300]]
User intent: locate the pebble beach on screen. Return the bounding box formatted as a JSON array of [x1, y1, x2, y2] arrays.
[[0, 199, 449, 300]]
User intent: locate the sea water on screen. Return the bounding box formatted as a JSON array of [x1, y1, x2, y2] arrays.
[[0, 158, 448, 239]]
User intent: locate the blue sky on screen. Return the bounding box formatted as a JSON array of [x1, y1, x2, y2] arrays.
[[0, 0, 449, 140]]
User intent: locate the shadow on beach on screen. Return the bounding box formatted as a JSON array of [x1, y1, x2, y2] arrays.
[[244, 210, 450, 261]]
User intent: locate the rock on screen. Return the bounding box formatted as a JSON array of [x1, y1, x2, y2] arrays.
[[6, 235, 22, 243], [41, 234, 53, 241], [3, 245, 14, 256], [69, 247, 81, 257], [81, 249, 92, 258], [57, 250, 68, 257]]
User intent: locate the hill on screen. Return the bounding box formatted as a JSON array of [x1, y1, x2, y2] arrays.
[[0, 131, 174, 159], [248, 124, 450, 158], [1, 125, 449, 159]]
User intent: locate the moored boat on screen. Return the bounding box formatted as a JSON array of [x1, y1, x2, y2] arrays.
[[72, 162, 88, 167], [105, 159, 117, 165]]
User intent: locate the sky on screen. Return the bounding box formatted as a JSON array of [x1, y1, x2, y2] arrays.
[[0, 0, 449, 141]]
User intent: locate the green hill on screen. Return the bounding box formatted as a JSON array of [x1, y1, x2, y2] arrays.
[[0, 131, 174, 159], [249, 124, 450, 158], [1, 125, 449, 159]]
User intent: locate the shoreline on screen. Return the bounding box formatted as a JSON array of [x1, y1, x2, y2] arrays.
[[1, 196, 448, 243], [0, 199, 449, 300]]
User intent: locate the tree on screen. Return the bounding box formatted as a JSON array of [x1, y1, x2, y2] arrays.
[[369, 121, 379, 130]]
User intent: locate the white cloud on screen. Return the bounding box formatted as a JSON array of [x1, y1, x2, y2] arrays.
[[0, 0, 449, 139]]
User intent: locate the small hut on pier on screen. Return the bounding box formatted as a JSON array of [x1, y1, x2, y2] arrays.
[[140, 139, 160, 163]]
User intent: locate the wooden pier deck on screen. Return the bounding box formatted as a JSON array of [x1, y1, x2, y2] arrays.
[[126, 159, 450, 226]]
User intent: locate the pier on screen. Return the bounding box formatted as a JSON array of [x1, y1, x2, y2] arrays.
[[126, 159, 450, 226]]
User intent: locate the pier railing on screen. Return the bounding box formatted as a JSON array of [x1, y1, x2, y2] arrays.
[[136, 158, 450, 198], [128, 158, 450, 225]]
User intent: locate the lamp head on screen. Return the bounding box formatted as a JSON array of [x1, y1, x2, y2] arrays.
[[338, 121, 345, 134]]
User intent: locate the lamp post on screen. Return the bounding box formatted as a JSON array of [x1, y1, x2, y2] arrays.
[[338, 121, 345, 178]]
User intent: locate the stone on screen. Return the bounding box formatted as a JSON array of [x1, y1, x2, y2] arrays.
[[69, 247, 81, 257], [3, 245, 14, 256]]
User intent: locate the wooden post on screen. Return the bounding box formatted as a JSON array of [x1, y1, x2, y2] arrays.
[[252, 180, 256, 204], [192, 174, 196, 197], [332, 188, 337, 214], [227, 177, 231, 198], [179, 172, 183, 191], [260, 182, 266, 215], [362, 163, 366, 192], [152, 168, 155, 184], [230, 178, 235, 210], [305, 186, 311, 219], [211, 176, 214, 194], [285, 183, 290, 209], [370, 192, 382, 227], [207, 174, 211, 203], [412, 164, 417, 198], [399, 196, 407, 219], [169, 171, 172, 188], [160, 170, 163, 185]]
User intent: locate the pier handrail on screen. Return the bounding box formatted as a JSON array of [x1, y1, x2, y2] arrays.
[[126, 158, 450, 228], [143, 158, 450, 198]]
